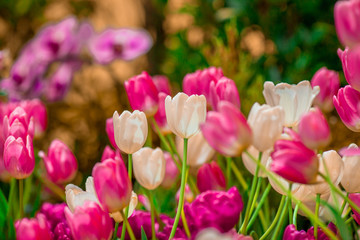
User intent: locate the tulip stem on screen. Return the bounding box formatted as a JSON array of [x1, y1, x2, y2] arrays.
[[35, 172, 65, 200], [120, 211, 136, 240], [230, 161, 248, 190], [226, 157, 232, 188], [169, 138, 189, 240], [7, 178, 16, 219], [272, 196, 289, 240], [341, 192, 349, 218], [288, 184, 293, 224], [113, 222, 119, 240], [148, 190, 156, 240], [181, 208, 191, 238], [293, 202, 300, 228], [314, 193, 321, 239], [19, 179, 24, 218]]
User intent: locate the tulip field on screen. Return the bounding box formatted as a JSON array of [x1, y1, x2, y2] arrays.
[[1, 0, 360, 239]]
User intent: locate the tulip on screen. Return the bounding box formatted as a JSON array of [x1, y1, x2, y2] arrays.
[[124, 72, 159, 117], [161, 152, 179, 189], [195, 228, 252, 240], [65, 201, 113, 240], [349, 193, 360, 225], [333, 85, 360, 132], [247, 103, 284, 152], [242, 146, 271, 178], [105, 117, 117, 149], [311, 67, 340, 112], [88, 28, 153, 64], [340, 144, 360, 193], [283, 224, 309, 240], [3, 135, 34, 179], [153, 92, 172, 135], [15, 214, 52, 240], [132, 147, 166, 190], [101, 145, 123, 162], [165, 92, 207, 139], [152, 75, 171, 95], [176, 131, 216, 167], [338, 47, 360, 92], [334, 0, 360, 48], [201, 101, 252, 157], [113, 110, 148, 154], [20, 99, 47, 136], [3, 106, 34, 141], [92, 158, 132, 213], [298, 108, 331, 150], [176, 184, 194, 203], [39, 139, 78, 184], [183, 67, 224, 100], [263, 80, 319, 127], [197, 162, 226, 192], [208, 77, 241, 110], [138, 194, 151, 211], [110, 191, 138, 223], [270, 139, 318, 184]]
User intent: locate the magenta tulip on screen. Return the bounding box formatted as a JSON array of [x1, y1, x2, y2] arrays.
[[124, 71, 159, 117], [153, 92, 171, 134], [338, 47, 360, 92], [39, 139, 78, 184], [208, 77, 240, 110], [65, 201, 113, 240], [311, 67, 340, 112], [20, 99, 47, 136], [161, 152, 179, 189], [15, 214, 52, 240], [333, 85, 360, 132], [3, 106, 34, 141], [105, 117, 117, 149], [101, 145, 123, 162], [197, 161, 226, 192], [92, 158, 132, 213], [349, 193, 360, 225], [152, 75, 171, 95], [283, 224, 309, 240], [201, 101, 252, 156]]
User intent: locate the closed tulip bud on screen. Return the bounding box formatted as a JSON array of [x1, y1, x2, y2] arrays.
[[298, 108, 331, 150], [92, 158, 132, 213], [153, 92, 172, 135], [4, 135, 34, 179], [283, 224, 308, 240], [15, 214, 52, 240], [152, 75, 171, 95], [340, 144, 360, 193], [311, 67, 340, 112], [39, 139, 78, 184], [197, 161, 226, 192], [161, 152, 179, 189], [334, 0, 360, 48], [270, 139, 318, 184], [333, 85, 360, 132], [338, 47, 360, 92], [201, 101, 252, 157], [105, 117, 117, 149], [65, 201, 113, 240], [242, 146, 271, 177], [101, 145, 123, 162], [125, 71, 159, 117], [247, 103, 284, 152], [133, 147, 166, 190], [349, 193, 360, 225], [165, 92, 207, 139], [113, 110, 148, 154], [20, 99, 47, 136], [263, 81, 319, 127], [209, 77, 241, 110]]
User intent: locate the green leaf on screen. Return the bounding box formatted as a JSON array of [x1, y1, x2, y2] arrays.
[[0, 189, 8, 229], [141, 226, 148, 240]]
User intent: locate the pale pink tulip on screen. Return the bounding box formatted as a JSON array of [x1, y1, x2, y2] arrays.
[[161, 152, 179, 189], [340, 144, 360, 193]]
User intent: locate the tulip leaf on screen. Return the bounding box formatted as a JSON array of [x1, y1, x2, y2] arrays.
[[141, 226, 148, 240], [0, 188, 8, 229]]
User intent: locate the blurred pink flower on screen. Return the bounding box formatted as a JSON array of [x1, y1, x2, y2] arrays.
[[197, 161, 226, 192], [209, 77, 240, 110], [15, 214, 52, 240], [161, 152, 179, 189], [338, 47, 360, 92], [152, 75, 171, 95], [105, 117, 117, 149], [153, 92, 172, 134], [101, 145, 123, 162]]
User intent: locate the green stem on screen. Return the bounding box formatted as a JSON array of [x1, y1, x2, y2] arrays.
[[181, 208, 191, 238], [7, 178, 16, 218], [272, 196, 289, 240], [120, 211, 136, 240], [121, 154, 133, 240], [315, 193, 321, 239], [166, 134, 181, 161], [169, 138, 189, 240], [259, 196, 286, 240], [19, 179, 23, 218], [151, 118, 175, 162], [226, 157, 232, 188], [149, 191, 156, 240], [249, 178, 263, 218], [113, 222, 119, 240], [146, 122, 152, 147], [288, 184, 293, 225], [341, 192, 349, 218], [293, 202, 300, 228], [230, 161, 248, 190], [345, 217, 353, 225], [35, 173, 65, 200]]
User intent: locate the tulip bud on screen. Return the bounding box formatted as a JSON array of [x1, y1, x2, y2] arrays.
[[208, 77, 241, 110], [349, 193, 360, 225], [133, 147, 166, 190], [92, 158, 132, 213], [153, 92, 172, 135], [176, 131, 216, 167], [298, 108, 331, 150], [338, 47, 360, 92], [283, 225, 308, 240], [105, 117, 117, 149], [15, 214, 52, 240], [197, 161, 226, 192], [263, 80, 319, 127], [65, 201, 113, 240], [161, 152, 179, 189], [4, 135, 34, 179], [340, 144, 360, 193], [124, 71, 159, 117], [333, 85, 360, 132], [101, 145, 123, 162], [165, 92, 207, 139], [152, 75, 171, 95], [113, 110, 148, 154], [270, 139, 318, 184], [334, 0, 360, 48], [201, 101, 252, 157], [247, 103, 284, 152], [138, 194, 151, 211], [3, 107, 34, 140], [311, 67, 340, 112]]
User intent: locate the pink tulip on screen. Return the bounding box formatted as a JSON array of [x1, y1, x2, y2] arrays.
[[20, 99, 47, 135], [65, 201, 113, 240], [15, 214, 52, 240], [197, 161, 226, 192], [338, 47, 360, 92], [39, 139, 78, 184], [161, 152, 179, 189], [311, 67, 340, 112], [334, 0, 360, 48], [153, 92, 171, 134], [183, 67, 224, 100], [283, 224, 309, 240], [3, 106, 34, 140], [124, 71, 159, 117], [152, 75, 171, 95], [3, 135, 34, 179], [92, 158, 132, 213], [298, 108, 331, 149], [105, 117, 117, 149], [201, 101, 252, 156], [101, 145, 123, 162], [176, 184, 194, 203], [270, 139, 318, 184], [349, 193, 360, 225], [209, 77, 240, 110], [333, 85, 360, 132]]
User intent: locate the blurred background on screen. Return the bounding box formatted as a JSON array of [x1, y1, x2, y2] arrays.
[[0, 0, 349, 177]]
